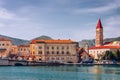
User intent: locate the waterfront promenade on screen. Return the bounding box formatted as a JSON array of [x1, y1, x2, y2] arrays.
[[0, 59, 120, 66]]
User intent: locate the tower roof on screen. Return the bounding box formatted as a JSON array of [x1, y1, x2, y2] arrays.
[[96, 19, 103, 29]]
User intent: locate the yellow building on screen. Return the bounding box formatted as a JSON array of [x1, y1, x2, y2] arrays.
[[0, 37, 12, 58], [17, 45, 30, 60], [11, 45, 18, 54], [30, 39, 79, 63]]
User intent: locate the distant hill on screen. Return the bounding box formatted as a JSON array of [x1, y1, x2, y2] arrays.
[[0, 34, 119, 47], [32, 35, 53, 40], [0, 35, 53, 45], [0, 34, 29, 45], [79, 36, 120, 48]]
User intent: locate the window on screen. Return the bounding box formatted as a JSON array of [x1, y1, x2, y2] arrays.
[[47, 51, 49, 54], [2, 43, 5, 46], [61, 57, 64, 60], [39, 46, 42, 49], [66, 51, 69, 54], [39, 58, 42, 61], [97, 51, 98, 53], [56, 57, 59, 60], [21, 48, 23, 51], [57, 51, 59, 54], [52, 57, 55, 60], [62, 51, 64, 54], [52, 51, 54, 54], [7, 44, 9, 46], [33, 51, 35, 54], [52, 46, 54, 49], [39, 51, 42, 54], [24, 49, 26, 51], [67, 46, 69, 49], [47, 46, 49, 49], [47, 57, 49, 60], [57, 46, 59, 50]]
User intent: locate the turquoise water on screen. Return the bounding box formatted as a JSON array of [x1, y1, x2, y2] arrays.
[[0, 65, 120, 80]]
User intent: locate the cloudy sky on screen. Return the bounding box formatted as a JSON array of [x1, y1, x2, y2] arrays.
[[0, 0, 119, 41]]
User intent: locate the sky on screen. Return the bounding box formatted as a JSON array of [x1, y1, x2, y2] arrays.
[[0, 0, 119, 41]]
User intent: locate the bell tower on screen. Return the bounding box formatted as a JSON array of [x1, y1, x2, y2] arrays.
[[95, 19, 103, 46]]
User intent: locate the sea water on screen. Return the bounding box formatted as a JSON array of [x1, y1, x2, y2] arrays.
[[0, 65, 120, 80]]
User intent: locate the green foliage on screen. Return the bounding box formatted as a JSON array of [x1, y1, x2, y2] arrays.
[[102, 50, 120, 61]]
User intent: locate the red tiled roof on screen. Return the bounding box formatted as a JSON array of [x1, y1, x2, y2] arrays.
[[89, 46, 120, 49], [104, 41, 113, 45], [18, 45, 29, 47], [96, 19, 103, 29], [78, 48, 90, 56], [0, 37, 11, 41], [30, 39, 75, 44]]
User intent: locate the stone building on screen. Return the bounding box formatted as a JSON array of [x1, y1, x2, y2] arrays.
[[95, 19, 103, 47], [30, 39, 79, 63], [18, 45, 30, 56], [17, 45, 30, 60]]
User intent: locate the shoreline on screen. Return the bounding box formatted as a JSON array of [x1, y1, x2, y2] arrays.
[[0, 59, 120, 66], [0, 63, 120, 66]]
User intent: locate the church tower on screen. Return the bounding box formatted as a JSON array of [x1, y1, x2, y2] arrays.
[[95, 19, 103, 47]]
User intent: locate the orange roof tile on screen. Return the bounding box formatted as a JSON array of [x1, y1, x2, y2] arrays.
[[0, 37, 11, 41], [30, 39, 75, 44], [104, 41, 112, 45], [18, 45, 29, 47], [89, 46, 120, 49]]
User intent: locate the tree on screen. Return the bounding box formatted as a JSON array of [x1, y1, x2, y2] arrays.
[[102, 51, 116, 60], [116, 50, 120, 61], [102, 51, 110, 60]]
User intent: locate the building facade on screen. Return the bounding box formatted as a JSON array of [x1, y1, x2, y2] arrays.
[[17, 45, 30, 60], [0, 38, 12, 58], [30, 39, 79, 63]]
